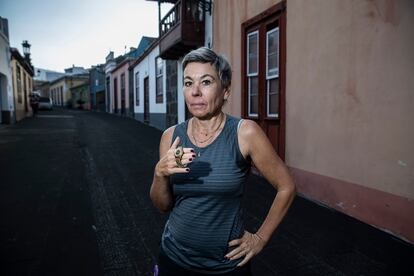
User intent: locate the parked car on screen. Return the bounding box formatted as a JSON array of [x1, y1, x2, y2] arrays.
[[38, 97, 53, 110]]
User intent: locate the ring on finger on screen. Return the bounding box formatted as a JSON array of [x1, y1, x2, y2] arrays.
[[174, 146, 184, 158], [175, 157, 186, 168], [174, 146, 186, 168]]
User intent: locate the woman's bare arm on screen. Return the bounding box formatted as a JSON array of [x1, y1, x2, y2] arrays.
[[226, 119, 296, 266], [242, 120, 296, 242], [150, 127, 194, 213], [150, 127, 175, 213]]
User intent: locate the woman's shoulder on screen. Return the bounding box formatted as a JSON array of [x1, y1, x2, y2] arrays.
[[223, 114, 257, 131], [237, 119, 262, 140], [160, 120, 189, 145], [163, 120, 188, 135], [162, 125, 176, 137], [160, 126, 175, 145], [236, 119, 263, 158]]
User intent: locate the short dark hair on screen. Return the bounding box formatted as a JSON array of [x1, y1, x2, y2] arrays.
[[182, 47, 232, 89]]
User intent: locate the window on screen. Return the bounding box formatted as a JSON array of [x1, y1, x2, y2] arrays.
[[121, 73, 126, 101], [16, 65, 22, 103], [24, 72, 27, 104], [60, 86, 63, 105], [135, 71, 140, 106], [266, 27, 279, 117], [121, 74, 125, 89], [247, 31, 259, 117], [28, 78, 31, 93], [156, 57, 163, 103], [243, 7, 283, 121]]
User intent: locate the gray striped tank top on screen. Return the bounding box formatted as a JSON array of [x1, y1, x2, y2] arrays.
[[161, 115, 251, 274]]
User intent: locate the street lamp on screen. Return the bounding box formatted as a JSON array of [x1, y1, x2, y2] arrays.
[[22, 40, 31, 64]]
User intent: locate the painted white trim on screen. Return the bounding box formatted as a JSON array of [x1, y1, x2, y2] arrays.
[[266, 27, 279, 117], [266, 27, 279, 79], [135, 71, 140, 107], [266, 78, 279, 118], [247, 30, 259, 77], [131, 45, 162, 114], [247, 77, 258, 117]]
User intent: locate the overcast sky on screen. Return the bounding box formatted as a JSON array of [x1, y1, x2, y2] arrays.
[[0, 0, 172, 72]]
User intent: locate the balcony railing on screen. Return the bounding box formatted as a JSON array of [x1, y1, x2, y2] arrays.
[[159, 0, 205, 59], [160, 1, 181, 37]]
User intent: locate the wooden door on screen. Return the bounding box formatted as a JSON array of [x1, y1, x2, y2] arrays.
[[242, 3, 286, 160], [113, 77, 118, 114]]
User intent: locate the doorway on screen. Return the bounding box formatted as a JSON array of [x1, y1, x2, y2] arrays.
[[113, 77, 118, 114]]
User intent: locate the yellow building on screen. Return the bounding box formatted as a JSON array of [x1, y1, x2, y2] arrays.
[[10, 46, 33, 121], [49, 75, 89, 107]]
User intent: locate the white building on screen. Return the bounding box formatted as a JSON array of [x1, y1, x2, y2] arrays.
[[0, 17, 14, 124], [104, 51, 117, 113], [34, 68, 65, 82], [131, 0, 213, 130]]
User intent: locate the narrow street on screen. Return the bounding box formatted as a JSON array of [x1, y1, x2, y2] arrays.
[[1, 109, 166, 275], [1, 109, 412, 276]]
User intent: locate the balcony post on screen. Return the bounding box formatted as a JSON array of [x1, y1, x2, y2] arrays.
[[158, 0, 161, 38]]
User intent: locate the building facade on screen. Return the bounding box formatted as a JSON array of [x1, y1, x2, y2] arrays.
[[131, 41, 169, 130], [49, 75, 89, 107], [110, 59, 133, 116], [10, 47, 34, 121], [33, 68, 65, 83], [89, 65, 105, 111], [0, 17, 14, 124], [33, 68, 65, 98], [104, 51, 118, 113], [71, 82, 90, 110], [213, 0, 414, 243]]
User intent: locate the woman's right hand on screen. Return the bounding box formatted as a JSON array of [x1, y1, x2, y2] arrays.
[[155, 136, 195, 177]]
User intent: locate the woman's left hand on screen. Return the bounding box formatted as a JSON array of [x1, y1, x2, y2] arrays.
[[225, 231, 267, 266]]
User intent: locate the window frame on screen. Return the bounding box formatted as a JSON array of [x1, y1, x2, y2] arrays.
[[246, 30, 259, 118], [155, 56, 163, 103], [16, 65, 22, 103], [135, 71, 140, 106], [242, 2, 285, 122], [266, 27, 279, 118]]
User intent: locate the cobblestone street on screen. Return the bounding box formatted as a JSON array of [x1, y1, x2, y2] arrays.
[[1, 109, 412, 276]]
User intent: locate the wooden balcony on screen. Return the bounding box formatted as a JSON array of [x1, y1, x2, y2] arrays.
[[158, 0, 205, 59]]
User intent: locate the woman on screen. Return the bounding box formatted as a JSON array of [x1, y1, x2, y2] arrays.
[[150, 47, 295, 275]]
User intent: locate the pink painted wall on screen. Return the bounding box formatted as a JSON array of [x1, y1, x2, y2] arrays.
[[213, 0, 282, 117], [111, 61, 131, 112], [285, 0, 414, 242], [213, 0, 414, 243]]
